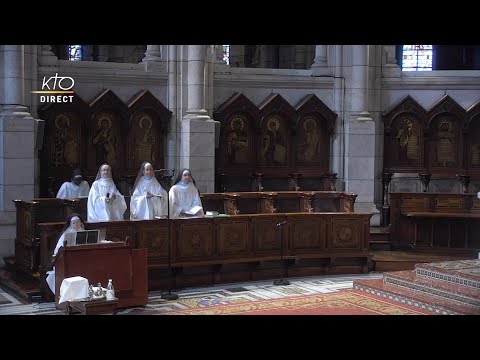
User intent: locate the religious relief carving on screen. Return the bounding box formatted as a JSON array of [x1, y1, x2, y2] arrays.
[[296, 117, 321, 163], [333, 224, 356, 248], [133, 113, 155, 168], [456, 174, 470, 194], [471, 144, 480, 166], [288, 173, 302, 191], [52, 113, 79, 167], [92, 113, 117, 167], [431, 118, 457, 167], [252, 173, 264, 192], [261, 194, 277, 213], [261, 116, 287, 166], [188, 233, 202, 251], [225, 115, 249, 164], [418, 172, 431, 192], [395, 116, 420, 162], [224, 195, 240, 215]]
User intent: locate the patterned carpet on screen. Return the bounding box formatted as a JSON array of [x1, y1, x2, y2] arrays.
[[0, 273, 428, 315]]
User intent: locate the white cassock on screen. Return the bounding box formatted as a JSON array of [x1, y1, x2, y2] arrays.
[[45, 227, 77, 295], [130, 177, 168, 220], [87, 178, 127, 222], [56, 181, 90, 199], [169, 182, 204, 218]]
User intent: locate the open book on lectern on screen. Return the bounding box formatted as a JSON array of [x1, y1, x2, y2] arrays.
[[64, 229, 106, 246]]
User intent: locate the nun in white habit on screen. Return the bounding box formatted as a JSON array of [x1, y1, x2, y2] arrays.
[[87, 163, 127, 222], [46, 214, 85, 294], [130, 162, 168, 220], [56, 168, 90, 199], [169, 168, 204, 218]]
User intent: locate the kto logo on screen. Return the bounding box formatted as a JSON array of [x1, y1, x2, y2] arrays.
[[32, 73, 75, 103]]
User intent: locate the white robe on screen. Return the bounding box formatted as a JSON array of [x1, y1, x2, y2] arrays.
[[169, 182, 204, 218], [87, 178, 127, 222], [45, 227, 78, 295], [130, 177, 168, 220], [56, 181, 90, 199]]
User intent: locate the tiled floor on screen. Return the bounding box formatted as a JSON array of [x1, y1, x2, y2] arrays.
[[0, 273, 383, 315]]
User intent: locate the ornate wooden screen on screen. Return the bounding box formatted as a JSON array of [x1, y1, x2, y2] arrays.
[[38, 89, 172, 197], [214, 93, 337, 192]]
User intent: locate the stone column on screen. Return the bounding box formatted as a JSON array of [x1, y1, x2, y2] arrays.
[[382, 45, 401, 78], [142, 45, 163, 70], [311, 45, 331, 75], [38, 45, 58, 66], [184, 45, 209, 119], [142, 45, 162, 62], [294, 45, 306, 69], [180, 45, 217, 193], [0, 45, 36, 266], [344, 45, 379, 225], [96, 45, 109, 62]]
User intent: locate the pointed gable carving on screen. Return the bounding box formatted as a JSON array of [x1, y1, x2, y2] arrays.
[[214, 93, 259, 171], [88, 89, 128, 172], [125, 90, 172, 172]]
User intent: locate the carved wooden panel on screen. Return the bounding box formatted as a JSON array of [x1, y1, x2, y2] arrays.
[[214, 93, 259, 174], [289, 218, 324, 250], [126, 90, 171, 174], [252, 216, 284, 252], [137, 222, 169, 259], [467, 114, 480, 169], [38, 94, 90, 196], [294, 94, 336, 172], [295, 116, 325, 166], [88, 90, 128, 174], [382, 96, 427, 171], [391, 115, 422, 167], [216, 220, 249, 256], [128, 111, 158, 170], [176, 221, 213, 259], [223, 114, 251, 165], [329, 219, 362, 249], [260, 114, 289, 166], [85, 221, 133, 244], [428, 115, 460, 168], [435, 197, 463, 209], [401, 196, 430, 210], [214, 93, 337, 191]]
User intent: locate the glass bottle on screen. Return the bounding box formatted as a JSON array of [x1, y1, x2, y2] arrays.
[[107, 279, 115, 297]]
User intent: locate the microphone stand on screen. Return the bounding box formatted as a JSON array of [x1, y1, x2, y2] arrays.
[[158, 169, 178, 300], [273, 220, 290, 286]]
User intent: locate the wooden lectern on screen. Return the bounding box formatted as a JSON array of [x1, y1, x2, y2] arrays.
[[54, 241, 148, 310]]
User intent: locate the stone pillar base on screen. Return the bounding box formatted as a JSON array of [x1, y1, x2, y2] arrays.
[[354, 202, 381, 226], [179, 118, 219, 193]]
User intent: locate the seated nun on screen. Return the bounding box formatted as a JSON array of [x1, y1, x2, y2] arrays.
[[56, 168, 90, 199], [130, 162, 168, 220], [169, 168, 204, 219], [87, 163, 127, 222], [46, 214, 85, 295]]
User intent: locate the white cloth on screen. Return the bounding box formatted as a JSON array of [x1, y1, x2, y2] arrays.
[[130, 177, 168, 220], [46, 226, 81, 295], [58, 276, 89, 304], [169, 182, 204, 218], [87, 178, 127, 222], [56, 181, 90, 199], [477, 191, 480, 200]]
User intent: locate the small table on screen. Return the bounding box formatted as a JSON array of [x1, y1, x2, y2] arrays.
[[67, 297, 119, 315]]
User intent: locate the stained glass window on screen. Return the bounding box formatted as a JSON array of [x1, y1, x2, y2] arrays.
[[223, 45, 230, 65], [69, 45, 82, 61], [402, 45, 433, 71]]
